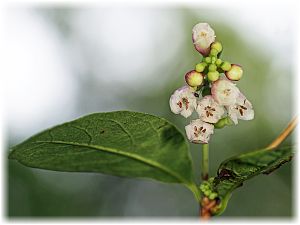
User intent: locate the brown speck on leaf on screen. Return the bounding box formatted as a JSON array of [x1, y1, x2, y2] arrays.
[[100, 130, 105, 134], [218, 168, 234, 178]]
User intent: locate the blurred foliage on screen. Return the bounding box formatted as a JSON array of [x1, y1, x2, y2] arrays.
[[7, 7, 294, 217]]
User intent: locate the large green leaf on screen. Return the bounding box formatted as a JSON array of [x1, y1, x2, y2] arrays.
[[201, 146, 294, 215], [9, 111, 199, 199]]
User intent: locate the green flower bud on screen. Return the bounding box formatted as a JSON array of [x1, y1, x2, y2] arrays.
[[211, 56, 216, 64], [204, 190, 211, 196], [210, 48, 218, 56], [195, 62, 207, 73], [202, 86, 211, 97], [225, 64, 243, 81], [216, 58, 223, 66], [211, 41, 223, 53], [185, 70, 204, 87], [207, 71, 219, 82], [204, 57, 211, 64], [214, 117, 234, 128], [209, 193, 218, 200], [214, 118, 227, 129], [221, 61, 231, 71], [208, 64, 217, 72]]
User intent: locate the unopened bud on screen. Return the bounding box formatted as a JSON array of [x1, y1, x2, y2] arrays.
[[208, 64, 217, 72], [214, 117, 233, 128], [204, 57, 211, 64], [211, 41, 223, 53], [185, 70, 204, 87], [207, 71, 220, 82], [211, 56, 216, 64], [225, 64, 243, 81], [195, 62, 207, 72], [210, 48, 218, 56], [216, 59, 222, 66], [220, 61, 231, 71]]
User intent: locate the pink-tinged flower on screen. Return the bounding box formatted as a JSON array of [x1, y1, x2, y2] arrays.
[[192, 23, 216, 56], [169, 86, 197, 118], [185, 70, 204, 87], [196, 95, 225, 123], [225, 64, 243, 81], [226, 93, 254, 124], [211, 79, 240, 106], [185, 119, 214, 144]]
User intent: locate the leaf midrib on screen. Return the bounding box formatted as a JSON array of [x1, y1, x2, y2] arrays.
[[34, 140, 192, 185]]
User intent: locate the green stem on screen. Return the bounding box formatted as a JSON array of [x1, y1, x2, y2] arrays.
[[201, 144, 209, 181]]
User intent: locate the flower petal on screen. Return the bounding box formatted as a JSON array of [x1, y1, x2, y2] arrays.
[[196, 95, 225, 123], [169, 86, 197, 118], [192, 23, 216, 56], [185, 119, 214, 144], [211, 79, 240, 106]]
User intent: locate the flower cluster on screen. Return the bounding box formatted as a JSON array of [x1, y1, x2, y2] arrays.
[[169, 23, 254, 144]]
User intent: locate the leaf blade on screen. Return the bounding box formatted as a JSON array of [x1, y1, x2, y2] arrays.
[[205, 146, 294, 215], [9, 111, 196, 188]]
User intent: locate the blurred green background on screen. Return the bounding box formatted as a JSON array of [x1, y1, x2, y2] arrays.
[[6, 5, 295, 218]]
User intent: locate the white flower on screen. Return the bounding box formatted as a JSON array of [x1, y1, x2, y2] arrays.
[[185, 119, 214, 144], [196, 95, 225, 123], [169, 86, 197, 118], [227, 93, 254, 124], [211, 79, 240, 106], [192, 23, 216, 56]]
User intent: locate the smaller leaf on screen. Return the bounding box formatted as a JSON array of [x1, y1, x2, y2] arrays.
[[204, 146, 294, 215]]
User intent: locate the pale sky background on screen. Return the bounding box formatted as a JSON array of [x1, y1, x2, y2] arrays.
[[3, 1, 297, 140]]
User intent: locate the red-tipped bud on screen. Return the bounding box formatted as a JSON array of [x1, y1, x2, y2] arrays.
[[225, 64, 243, 81], [185, 70, 204, 87]]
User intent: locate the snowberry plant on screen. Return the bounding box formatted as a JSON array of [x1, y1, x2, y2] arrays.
[[170, 23, 255, 183], [9, 22, 296, 219]]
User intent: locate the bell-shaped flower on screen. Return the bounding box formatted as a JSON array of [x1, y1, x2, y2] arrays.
[[211, 78, 240, 106], [192, 23, 216, 56], [169, 86, 197, 118], [196, 95, 225, 123], [226, 93, 254, 124], [185, 119, 214, 144]]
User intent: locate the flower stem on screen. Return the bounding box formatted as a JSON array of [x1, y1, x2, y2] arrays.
[[201, 144, 209, 181], [266, 116, 298, 150]]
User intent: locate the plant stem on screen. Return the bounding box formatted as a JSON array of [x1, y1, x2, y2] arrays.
[[201, 144, 209, 181], [266, 116, 298, 150]]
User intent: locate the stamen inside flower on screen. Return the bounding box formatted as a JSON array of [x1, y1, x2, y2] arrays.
[[235, 105, 248, 116], [177, 101, 182, 108], [199, 31, 207, 38], [223, 89, 231, 96], [204, 106, 216, 118], [194, 126, 206, 137], [182, 98, 189, 110]]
